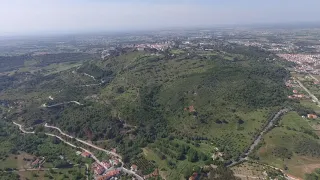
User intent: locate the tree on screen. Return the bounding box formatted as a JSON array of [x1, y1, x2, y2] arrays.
[[187, 149, 198, 162], [183, 165, 193, 179]]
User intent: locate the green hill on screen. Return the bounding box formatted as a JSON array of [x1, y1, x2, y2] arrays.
[[1, 44, 291, 178]]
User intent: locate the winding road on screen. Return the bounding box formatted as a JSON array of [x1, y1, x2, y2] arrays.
[[44, 123, 122, 159], [13, 122, 35, 134], [13, 122, 107, 170], [13, 122, 143, 180]]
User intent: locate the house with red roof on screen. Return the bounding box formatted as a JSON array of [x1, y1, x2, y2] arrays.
[[97, 169, 120, 180], [31, 159, 40, 168], [188, 105, 195, 112], [81, 151, 91, 158], [189, 172, 199, 180], [308, 114, 318, 119]]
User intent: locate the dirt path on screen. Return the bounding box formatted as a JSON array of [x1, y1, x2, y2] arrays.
[[234, 174, 261, 179]]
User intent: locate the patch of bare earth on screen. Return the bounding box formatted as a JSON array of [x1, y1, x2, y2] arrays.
[[231, 162, 267, 180], [287, 156, 320, 178]]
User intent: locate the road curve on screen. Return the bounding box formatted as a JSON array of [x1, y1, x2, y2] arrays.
[[45, 123, 122, 159], [44, 124, 144, 179], [13, 122, 35, 134], [13, 122, 108, 171]]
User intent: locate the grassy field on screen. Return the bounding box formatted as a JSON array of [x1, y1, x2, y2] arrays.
[[14, 61, 82, 76], [300, 99, 320, 112], [279, 111, 312, 131], [0, 152, 38, 170], [141, 137, 215, 179], [0, 155, 19, 170], [231, 161, 284, 180], [143, 147, 199, 180], [256, 110, 320, 179], [171, 49, 185, 55], [18, 166, 86, 180]]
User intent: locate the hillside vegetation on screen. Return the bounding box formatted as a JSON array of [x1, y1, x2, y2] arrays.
[[1, 44, 291, 178]]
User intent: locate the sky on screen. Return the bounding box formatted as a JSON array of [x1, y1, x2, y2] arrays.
[[1, 0, 320, 35]]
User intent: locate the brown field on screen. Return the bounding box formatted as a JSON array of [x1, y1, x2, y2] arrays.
[[257, 142, 320, 178], [17, 152, 36, 169], [285, 156, 320, 178], [231, 162, 267, 180]]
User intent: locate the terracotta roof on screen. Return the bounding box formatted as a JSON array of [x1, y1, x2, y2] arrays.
[[189, 105, 195, 112], [81, 151, 91, 157]]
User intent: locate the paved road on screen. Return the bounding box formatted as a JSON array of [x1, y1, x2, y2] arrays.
[[45, 123, 122, 159], [44, 124, 143, 179], [13, 122, 108, 171], [227, 109, 288, 167], [13, 122, 35, 134], [121, 167, 144, 180], [296, 79, 320, 105]]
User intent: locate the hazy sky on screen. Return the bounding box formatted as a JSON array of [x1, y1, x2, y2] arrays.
[[1, 0, 320, 35]]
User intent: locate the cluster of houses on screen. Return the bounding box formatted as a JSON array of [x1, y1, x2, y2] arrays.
[[278, 54, 320, 74], [135, 42, 172, 51], [96, 169, 121, 180], [286, 80, 308, 100], [288, 89, 306, 99], [75, 149, 123, 180], [91, 159, 121, 179], [93, 149, 123, 180]]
